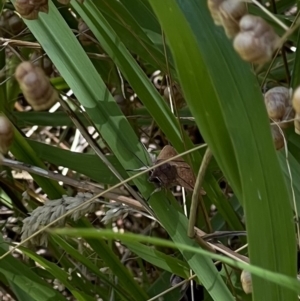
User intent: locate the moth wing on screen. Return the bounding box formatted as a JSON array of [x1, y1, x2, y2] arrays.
[[175, 164, 195, 191], [156, 145, 178, 161], [155, 145, 206, 192]]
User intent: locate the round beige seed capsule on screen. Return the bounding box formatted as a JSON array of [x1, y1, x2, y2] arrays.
[[264, 87, 290, 121], [233, 15, 279, 64], [219, 0, 246, 38], [15, 62, 58, 111], [241, 270, 252, 294], [292, 86, 300, 114], [292, 87, 300, 134], [207, 0, 225, 25], [294, 113, 300, 135], [0, 116, 13, 154], [15, 0, 48, 20], [15, 0, 38, 20]]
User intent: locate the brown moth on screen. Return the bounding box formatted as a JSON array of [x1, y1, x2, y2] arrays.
[[148, 145, 196, 191]]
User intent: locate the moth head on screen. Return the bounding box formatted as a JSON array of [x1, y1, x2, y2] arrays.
[[148, 171, 163, 187], [148, 163, 177, 188]]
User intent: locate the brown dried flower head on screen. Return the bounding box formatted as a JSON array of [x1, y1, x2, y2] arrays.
[[15, 61, 58, 111], [233, 15, 280, 64], [15, 0, 48, 20]]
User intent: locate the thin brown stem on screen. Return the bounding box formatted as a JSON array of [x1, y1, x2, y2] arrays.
[[188, 147, 213, 238]]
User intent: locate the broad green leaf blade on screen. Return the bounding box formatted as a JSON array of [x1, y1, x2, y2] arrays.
[[76, 219, 148, 300], [10, 128, 65, 199], [27, 140, 127, 185], [0, 242, 67, 301], [53, 228, 300, 296], [71, 0, 186, 151], [16, 2, 234, 300], [20, 248, 95, 301], [12, 111, 83, 127], [147, 271, 182, 300], [93, 0, 168, 71], [15, 0, 153, 199], [73, 0, 244, 231], [51, 234, 130, 301], [148, 1, 297, 300], [278, 151, 300, 215], [125, 241, 190, 278]]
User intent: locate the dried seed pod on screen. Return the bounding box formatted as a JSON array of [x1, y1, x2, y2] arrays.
[[241, 270, 252, 294], [15, 0, 48, 20], [264, 87, 290, 121], [233, 15, 280, 64], [7, 13, 25, 34], [292, 87, 300, 134], [15, 61, 58, 111], [207, 0, 225, 25], [1, 10, 26, 36], [78, 19, 95, 46], [219, 0, 246, 38], [0, 116, 13, 154], [271, 124, 284, 150]]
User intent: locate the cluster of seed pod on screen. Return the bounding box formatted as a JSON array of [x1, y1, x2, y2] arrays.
[[208, 0, 280, 64], [15, 61, 58, 111], [0, 115, 14, 157], [14, 0, 48, 20], [0, 10, 25, 37], [208, 0, 246, 38], [264, 87, 294, 150]]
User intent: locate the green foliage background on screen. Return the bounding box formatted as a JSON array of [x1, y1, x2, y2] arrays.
[[0, 0, 299, 300]]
